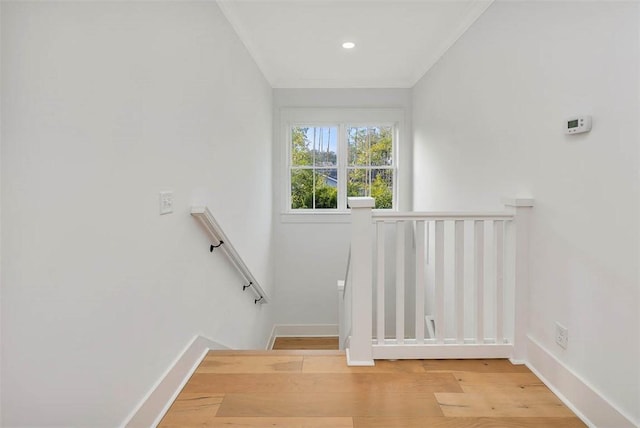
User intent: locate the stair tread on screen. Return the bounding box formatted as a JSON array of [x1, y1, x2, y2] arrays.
[[209, 349, 345, 356]]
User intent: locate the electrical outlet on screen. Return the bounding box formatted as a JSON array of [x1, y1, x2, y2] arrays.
[[159, 191, 173, 215], [555, 322, 568, 349]]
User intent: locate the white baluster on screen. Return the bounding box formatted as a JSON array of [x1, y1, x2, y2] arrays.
[[415, 220, 426, 344], [495, 220, 504, 344], [475, 220, 485, 344], [376, 221, 385, 345], [455, 220, 465, 344], [396, 221, 405, 345], [435, 220, 445, 344]]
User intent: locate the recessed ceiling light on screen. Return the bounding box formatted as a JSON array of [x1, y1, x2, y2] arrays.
[[342, 42, 356, 49]]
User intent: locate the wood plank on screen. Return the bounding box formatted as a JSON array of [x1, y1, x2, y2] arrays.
[[354, 416, 586, 427], [182, 372, 462, 394], [198, 417, 353, 427], [272, 337, 339, 350], [422, 359, 531, 373], [435, 391, 575, 417], [161, 354, 584, 427], [158, 392, 223, 427], [207, 350, 344, 356], [216, 392, 443, 417], [198, 355, 303, 373], [302, 355, 426, 373], [452, 371, 543, 388]]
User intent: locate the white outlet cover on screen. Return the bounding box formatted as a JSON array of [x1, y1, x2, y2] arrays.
[[159, 191, 173, 215], [555, 322, 568, 349]]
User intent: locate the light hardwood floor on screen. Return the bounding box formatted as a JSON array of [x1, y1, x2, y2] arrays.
[[272, 336, 339, 350], [159, 351, 586, 427]]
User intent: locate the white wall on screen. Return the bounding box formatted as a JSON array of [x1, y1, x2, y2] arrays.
[[413, 1, 639, 425], [1, 2, 273, 426], [0, 3, 3, 422], [272, 89, 411, 326]]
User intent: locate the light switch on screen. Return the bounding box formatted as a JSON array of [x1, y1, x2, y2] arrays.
[[159, 191, 173, 215]]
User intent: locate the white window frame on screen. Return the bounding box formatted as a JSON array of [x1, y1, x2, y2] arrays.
[[280, 108, 404, 221]]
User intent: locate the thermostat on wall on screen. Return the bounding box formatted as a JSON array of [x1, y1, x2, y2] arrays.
[[565, 115, 592, 135]]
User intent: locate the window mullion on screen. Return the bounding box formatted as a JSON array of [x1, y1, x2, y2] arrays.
[[286, 123, 292, 211], [337, 124, 347, 211]]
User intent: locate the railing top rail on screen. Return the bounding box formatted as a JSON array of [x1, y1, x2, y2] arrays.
[[372, 211, 514, 221]]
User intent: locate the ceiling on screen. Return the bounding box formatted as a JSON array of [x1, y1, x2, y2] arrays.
[[217, 0, 494, 88]]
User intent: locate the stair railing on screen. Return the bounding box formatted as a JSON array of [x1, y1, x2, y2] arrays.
[[345, 197, 533, 365]]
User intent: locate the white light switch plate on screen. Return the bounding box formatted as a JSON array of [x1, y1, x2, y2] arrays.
[[159, 191, 173, 215]]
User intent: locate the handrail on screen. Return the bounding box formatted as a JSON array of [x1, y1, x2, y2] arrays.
[[342, 244, 351, 298], [190, 206, 268, 304]]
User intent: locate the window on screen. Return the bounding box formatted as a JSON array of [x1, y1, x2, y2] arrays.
[[347, 126, 394, 209], [290, 126, 339, 209], [284, 109, 400, 213]]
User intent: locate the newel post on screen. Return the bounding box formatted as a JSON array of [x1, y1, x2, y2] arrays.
[[504, 198, 534, 362], [347, 197, 375, 366]]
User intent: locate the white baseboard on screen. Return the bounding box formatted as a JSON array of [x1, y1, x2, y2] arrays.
[[526, 335, 637, 428], [122, 335, 229, 428], [266, 324, 339, 350], [346, 348, 374, 366]]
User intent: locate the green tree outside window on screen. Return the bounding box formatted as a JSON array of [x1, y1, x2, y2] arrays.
[[290, 125, 393, 210]]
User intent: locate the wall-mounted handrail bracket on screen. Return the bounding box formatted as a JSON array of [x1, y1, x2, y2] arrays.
[[191, 206, 269, 304], [254, 296, 264, 305], [210, 241, 224, 252]]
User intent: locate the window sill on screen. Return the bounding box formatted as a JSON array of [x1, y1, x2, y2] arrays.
[[280, 212, 351, 224]]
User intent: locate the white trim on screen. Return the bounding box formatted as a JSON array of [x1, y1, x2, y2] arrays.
[[374, 211, 513, 221], [280, 212, 350, 224], [502, 198, 535, 208], [266, 325, 277, 351], [215, 0, 276, 86], [267, 324, 340, 350], [273, 77, 415, 89], [122, 335, 230, 428], [346, 348, 375, 367], [372, 343, 513, 360], [408, 0, 495, 87], [526, 335, 637, 428], [347, 197, 375, 209]]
